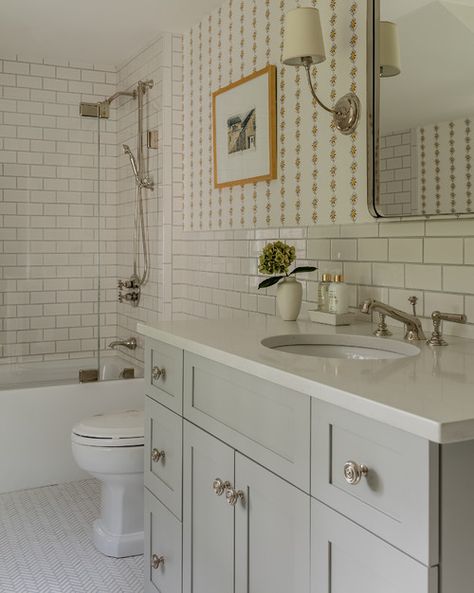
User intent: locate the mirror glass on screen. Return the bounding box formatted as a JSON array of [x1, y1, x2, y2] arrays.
[[373, 0, 474, 217]]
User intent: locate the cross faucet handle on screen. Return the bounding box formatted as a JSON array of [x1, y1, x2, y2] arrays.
[[408, 296, 418, 316]]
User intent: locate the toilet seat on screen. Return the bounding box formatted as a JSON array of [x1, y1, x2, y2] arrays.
[[72, 409, 144, 447]]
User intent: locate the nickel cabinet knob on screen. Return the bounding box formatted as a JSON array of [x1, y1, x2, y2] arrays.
[[152, 366, 166, 381], [151, 554, 164, 569], [212, 478, 231, 496], [225, 487, 245, 506], [343, 460, 369, 485], [151, 448, 165, 463]]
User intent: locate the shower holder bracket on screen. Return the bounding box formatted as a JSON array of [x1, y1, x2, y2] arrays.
[[147, 130, 159, 149]]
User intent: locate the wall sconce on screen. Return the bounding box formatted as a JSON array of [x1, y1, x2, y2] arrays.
[[282, 7, 361, 135], [380, 21, 401, 77]]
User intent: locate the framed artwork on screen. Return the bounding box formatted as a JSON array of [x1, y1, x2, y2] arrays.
[[212, 64, 277, 189]]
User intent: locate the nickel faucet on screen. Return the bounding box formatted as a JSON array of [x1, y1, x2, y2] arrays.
[[108, 337, 138, 350], [360, 299, 426, 341]]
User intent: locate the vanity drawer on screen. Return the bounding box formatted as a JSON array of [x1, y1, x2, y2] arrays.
[[145, 489, 182, 593], [183, 352, 311, 492], [145, 338, 183, 414], [311, 401, 439, 566], [145, 396, 183, 519], [311, 499, 438, 593]]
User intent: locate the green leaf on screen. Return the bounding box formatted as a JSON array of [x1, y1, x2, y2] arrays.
[[258, 276, 284, 289], [289, 266, 317, 275]]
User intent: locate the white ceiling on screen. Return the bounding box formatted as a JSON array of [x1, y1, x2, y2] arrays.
[[382, 0, 474, 20], [380, 0, 474, 132], [0, 0, 224, 66]]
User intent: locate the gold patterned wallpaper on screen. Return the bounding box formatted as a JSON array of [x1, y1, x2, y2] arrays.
[[418, 117, 472, 215], [183, 0, 371, 230]]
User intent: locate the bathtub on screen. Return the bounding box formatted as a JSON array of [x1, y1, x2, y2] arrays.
[[0, 355, 144, 494]]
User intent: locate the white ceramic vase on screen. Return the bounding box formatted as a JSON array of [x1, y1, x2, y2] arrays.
[[276, 277, 302, 321]]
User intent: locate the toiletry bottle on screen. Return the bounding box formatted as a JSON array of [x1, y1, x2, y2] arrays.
[[317, 273, 332, 312], [328, 274, 349, 314]]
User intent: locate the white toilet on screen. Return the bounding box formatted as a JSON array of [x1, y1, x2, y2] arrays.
[[71, 409, 145, 558]]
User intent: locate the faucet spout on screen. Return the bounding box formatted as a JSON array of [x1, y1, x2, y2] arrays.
[[108, 337, 137, 350], [360, 299, 426, 341]]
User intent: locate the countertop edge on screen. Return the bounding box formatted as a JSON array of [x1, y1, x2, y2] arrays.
[[138, 323, 474, 444]]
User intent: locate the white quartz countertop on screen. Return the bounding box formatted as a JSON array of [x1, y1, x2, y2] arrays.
[[137, 318, 474, 444]]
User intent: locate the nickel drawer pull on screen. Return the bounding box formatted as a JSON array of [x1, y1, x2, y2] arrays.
[[152, 366, 166, 381], [151, 448, 165, 463], [212, 478, 231, 496], [151, 554, 164, 569], [343, 460, 369, 485]]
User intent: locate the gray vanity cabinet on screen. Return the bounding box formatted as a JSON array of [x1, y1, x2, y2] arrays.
[[142, 335, 474, 593], [183, 420, 311, 593]]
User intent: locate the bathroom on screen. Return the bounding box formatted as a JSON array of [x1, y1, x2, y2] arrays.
[[1, 0, 474, 592]]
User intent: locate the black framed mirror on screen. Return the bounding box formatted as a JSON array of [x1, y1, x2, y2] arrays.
[[369, 0, 474, 218]]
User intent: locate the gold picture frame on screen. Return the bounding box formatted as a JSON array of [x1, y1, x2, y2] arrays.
[[212, 65, 277, 189]]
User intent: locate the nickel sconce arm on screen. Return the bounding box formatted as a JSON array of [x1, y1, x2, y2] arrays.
[[302, 60, 335, 115], [301, 57, 361, 135]]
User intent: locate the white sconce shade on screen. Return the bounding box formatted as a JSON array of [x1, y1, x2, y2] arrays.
[[282, 6, 361, 134], [283, 7, 326, 66], [380, 21, 401, 77]]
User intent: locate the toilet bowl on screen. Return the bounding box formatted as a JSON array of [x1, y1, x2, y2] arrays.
[[71, 409, 145, 558]]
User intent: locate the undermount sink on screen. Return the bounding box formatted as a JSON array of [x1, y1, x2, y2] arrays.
[[261, 333, 420, 360]]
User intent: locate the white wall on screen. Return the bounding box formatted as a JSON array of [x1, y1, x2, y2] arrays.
[[171, 219, 474, 339]]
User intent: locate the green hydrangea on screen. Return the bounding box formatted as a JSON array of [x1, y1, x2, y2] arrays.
[[258, 241, 296, 276]]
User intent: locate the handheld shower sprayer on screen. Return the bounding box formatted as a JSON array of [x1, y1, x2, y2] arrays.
[[122, 144, 140, 186], [116, 80, 154, 299]]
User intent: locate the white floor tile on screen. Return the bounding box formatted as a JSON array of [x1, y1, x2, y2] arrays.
[[0, 479, 143, 593]]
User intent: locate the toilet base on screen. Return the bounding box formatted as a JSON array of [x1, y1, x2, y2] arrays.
[[93, 518, 144, 558]]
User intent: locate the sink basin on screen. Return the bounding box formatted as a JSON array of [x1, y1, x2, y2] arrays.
[[261, 334, 420, 360]]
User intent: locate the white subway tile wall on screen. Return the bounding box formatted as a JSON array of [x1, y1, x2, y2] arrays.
[[172, 219, 474, 339], [114, 33, 183, 364], [379, 130, 416, 216], [0, 36, 182, 366], [0, 56, 117, 363]]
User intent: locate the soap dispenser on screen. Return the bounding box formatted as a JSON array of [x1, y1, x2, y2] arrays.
[[317, 274, 333, 312], [328, 275, 349, 314]]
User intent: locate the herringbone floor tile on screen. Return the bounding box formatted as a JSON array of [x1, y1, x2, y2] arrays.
[[0, 479, 143, 593]]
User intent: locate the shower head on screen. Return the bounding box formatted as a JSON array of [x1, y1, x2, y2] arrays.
[[122, 144, 140, 184]]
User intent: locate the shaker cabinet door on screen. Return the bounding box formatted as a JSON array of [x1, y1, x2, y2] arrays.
[[311, 499, 438, 593], [234, 454, 310, 593], [144, 489, 182, 593], [183, 421, 235, 593]]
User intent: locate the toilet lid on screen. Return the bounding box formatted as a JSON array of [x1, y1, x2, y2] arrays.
[[72, 409, 144, 441]]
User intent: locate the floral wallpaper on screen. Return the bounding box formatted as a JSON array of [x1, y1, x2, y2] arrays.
[[418, 117, 472, 215], [183, 0, 371, 230]]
